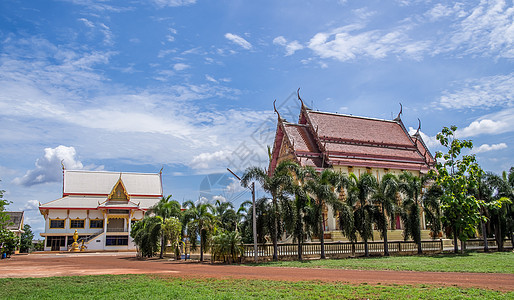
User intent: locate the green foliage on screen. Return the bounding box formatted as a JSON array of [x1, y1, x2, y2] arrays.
[[33, 240, 44, 251], [20, 224, 34, 253], [0, 274, 511, 299], [210, 230, 244, 263], [0, 186, 17, 256], [149, 195, 183, 258], [431, 125, 483, 252], [162, 217, 182, 257], [183, 201, 216, 261], [130, 216, 162, 258], [371, 173, 399, 256], [241, 160, 296, 261]]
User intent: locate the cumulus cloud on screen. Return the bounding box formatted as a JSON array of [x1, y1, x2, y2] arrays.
[[22, 200, 40, 211], [191, 151, 230, 169], [437, 73, 514, 109], [224, 33, 252, 50], [457, 119, 510, 138], [273, 36, 304, 56], [212, 195, 227, 203], [13, 146, 85, 186], [473, 143, 508, 153]]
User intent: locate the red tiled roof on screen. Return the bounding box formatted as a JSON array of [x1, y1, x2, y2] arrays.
[[269, 104, 434, 174], [307, 111, 414, 147]]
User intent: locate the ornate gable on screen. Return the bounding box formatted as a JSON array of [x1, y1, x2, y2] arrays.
[[108, 177, 130, 202]]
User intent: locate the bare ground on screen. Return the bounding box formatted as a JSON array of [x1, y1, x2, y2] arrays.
[[1, 252, 513, 292]]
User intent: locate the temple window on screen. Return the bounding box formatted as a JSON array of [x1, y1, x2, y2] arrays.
[[70, 219, 85, 228], [50, 219, 65, 229]]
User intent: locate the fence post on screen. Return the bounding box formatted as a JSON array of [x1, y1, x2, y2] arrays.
[[398, 241, 402, 253], [440, 239, 443, 252], [351, 242, 355, 257]]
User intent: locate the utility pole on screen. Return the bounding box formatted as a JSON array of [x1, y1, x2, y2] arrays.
[[227, 168, 258, 263]]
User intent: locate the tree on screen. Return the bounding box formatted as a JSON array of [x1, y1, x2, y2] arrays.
[[149, 195, 182, 259], [241, 161, 295, 261], [371, 173, 398, 256], [130, 216, 162, 258], [431, 125, 483, 253], [399, 172, 428, 254], [481, 170, 513, 251], [211, 230, 244, 263], [0, 185, 16, 257], [422, 183, 443, 239], [304, 168, 344, 259], [345, 173, 377, 257], [162, 217, 182, 259], [183, 201, 216, 262], [214, 200, 238, 232], [20, 224, 34, 253]]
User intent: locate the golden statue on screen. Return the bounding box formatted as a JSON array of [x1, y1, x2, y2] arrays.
[[69, 229, 80, 252]]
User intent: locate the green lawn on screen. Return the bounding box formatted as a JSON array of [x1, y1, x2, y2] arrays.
[[0, 275, 511, 299], [252, 251, 514, 273]]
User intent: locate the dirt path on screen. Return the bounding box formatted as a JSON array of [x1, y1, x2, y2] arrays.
[[1, 253, 513, 292]]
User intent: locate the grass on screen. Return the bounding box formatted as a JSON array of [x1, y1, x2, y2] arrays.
[[0, 274, 512, 299], [252, 251, 514, 273]]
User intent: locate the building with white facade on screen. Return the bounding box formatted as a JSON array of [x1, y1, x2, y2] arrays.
[[39, 170, 163, 251]]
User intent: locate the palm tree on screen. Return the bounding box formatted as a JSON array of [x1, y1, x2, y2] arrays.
[[345, 173, 377, 257], [304, 168, 346, 259], [149, 195, 182, 259], [183, 201, 216, 262], [370, 173, 398, 256], [214, 200, 238, 232], [241, 161, 295, 261], [422, 183, 443, 240], [483, 170, 514, 251], [399, 172, 428, 255], [130, 216, 162, 258]]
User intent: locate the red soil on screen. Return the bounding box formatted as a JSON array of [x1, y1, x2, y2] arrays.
[[1, 252, 513, 292]]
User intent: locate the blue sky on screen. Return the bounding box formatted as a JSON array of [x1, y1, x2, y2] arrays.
[[0, 0, 513, 237]]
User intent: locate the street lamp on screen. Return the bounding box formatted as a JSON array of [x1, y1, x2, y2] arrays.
[[227, 168, 258, 263]]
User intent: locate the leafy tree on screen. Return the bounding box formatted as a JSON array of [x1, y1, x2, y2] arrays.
[[183, 201, 216, 262], [162, 217, 182, 259], [241, 161, 295, 261], [480, 170, 513, 251], [214, 200, 238, 232], [304, 168, 344, 259], [399, 172, 429, 254], [345, 173, 377, 257], [431, 125, 483, 253], [0, 185, 16, 257], [149, 195, 182, 259], [210, 230, 244, 263], [20, 224, 34, 253], [371, 173, 398, 256], [130, 216, 162, 258], [33, 240, 44, 251], [422, 183, 443, 239]]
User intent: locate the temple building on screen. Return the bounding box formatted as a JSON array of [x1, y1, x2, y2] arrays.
[[39, 170, 163, 251], [269, 94, 435, 239]]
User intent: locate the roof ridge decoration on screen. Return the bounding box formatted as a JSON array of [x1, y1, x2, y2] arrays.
[[393, 103, 402, 122], [273, 99, 283, 121], [297, 88, 304, 108], [414, 118, 421, 136]]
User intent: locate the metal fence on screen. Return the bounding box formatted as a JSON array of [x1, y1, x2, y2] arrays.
[[243, 239, 444, 259], [243, 238, 513, 260]]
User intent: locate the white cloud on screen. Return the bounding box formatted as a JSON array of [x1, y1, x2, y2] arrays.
[[457, 109, 514, 137], [425, 3, 465, 21], [438, 73, 514, 109], [205, 75, 217, 83], [191, 151, 230, 169], [442, 0, 514, 58], [224, 33, 252, 50], [13, 146, 85, 186], [225, 177, 246, 194], [473, 143, 508, 153], [307, 25, 430, 62], [22, 200, 40, 211], [78, 18, 94, 28], [173, 63, 190, 71], [273, 36, 304, 56], [153, 0, 196, 7], [212, 195, 227, 203]]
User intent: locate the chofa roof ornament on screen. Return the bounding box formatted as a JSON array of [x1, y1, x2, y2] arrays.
[[273, 99, 282, 120], [415, 118, 421, 136], [393, 103, 402, 122], [297, 87, 304, 108]]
